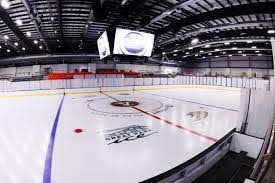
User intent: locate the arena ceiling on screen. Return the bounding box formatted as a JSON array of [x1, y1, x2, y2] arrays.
[[0, 0, 274, 65]]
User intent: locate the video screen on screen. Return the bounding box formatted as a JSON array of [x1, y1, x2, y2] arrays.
[[97, 31, 111, 59], [113, 28, 155, 57]]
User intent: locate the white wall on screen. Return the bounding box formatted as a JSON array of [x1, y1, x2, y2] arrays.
[[0, 63, 181, 77], [194, 68, 273, 77], [116, 64, 160, 73], [0, 67, 16, 76], [16, 66, 33, 76]]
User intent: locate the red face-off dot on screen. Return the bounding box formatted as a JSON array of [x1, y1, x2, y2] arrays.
[[74, 129, 83, 133]]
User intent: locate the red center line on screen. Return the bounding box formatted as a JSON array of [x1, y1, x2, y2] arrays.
[[101, 92, 218, 142]]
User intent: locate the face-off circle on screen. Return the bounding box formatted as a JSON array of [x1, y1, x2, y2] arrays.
[[111, 101, 139, 107], [87, 96, 164, 115]]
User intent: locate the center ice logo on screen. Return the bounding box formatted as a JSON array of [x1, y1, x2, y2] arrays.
[[103, 125, 157, 145]]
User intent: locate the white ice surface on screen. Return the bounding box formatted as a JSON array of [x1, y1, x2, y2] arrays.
[[0, 87, 240, 183], [0, 95, 62, 183]]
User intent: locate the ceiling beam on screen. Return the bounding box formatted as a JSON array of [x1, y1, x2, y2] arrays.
[[21, 0, 51, 51], [156, 2, 275, 36], [160, 29, 271, 53], [0, 34, 18, 50], [158, 21, 273, 46], [179, 48, 272, 58], [143, 0, 201, 27], [0, 54, 98, 64], [109, 0, 147, 28], [83, 9, 94, 37], [56, 0, 63, 44], [0, 6, 33, 49]]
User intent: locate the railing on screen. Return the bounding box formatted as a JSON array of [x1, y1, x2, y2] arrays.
[[0, 76, 270, 92]]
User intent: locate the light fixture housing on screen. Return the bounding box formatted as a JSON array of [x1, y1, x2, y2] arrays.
[[1, 0, 10, 9], [191, 38, 199, 45], [26, 32, 31, 37], [16, 19, 23, 26], [3, 35, 9, 39]]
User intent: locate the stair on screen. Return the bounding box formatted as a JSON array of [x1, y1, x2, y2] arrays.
[[194, 151, 255, 183]]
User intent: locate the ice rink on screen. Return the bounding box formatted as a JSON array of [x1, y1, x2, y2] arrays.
[[0, 86, 240, 183]]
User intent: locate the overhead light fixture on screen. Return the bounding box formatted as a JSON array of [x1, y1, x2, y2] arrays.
[[200, 50, 204, 53], [267, 30, 275, 34], [164, 10, 172, 15], [242, 54, 247, 56], [229, 55, 232, 57], [26, 31, 31, 37], [215, 56, 219, 58], [224, 42, 230, 45], [251, 46, 257, 49], [203, 57, 206, 59], [258, 54, 262, 56], [7, 49, 10, 53], [191, 38, 199, 45], [205, 44, 210, 48], [3, 35, 9, 39], [188, 47, 193, 50], [14, 42, 18, 46], [255, 50, 260, 53], [222, 52, 226, 54], [186, 52, 189, 55], [15, 19, 22, 26], [173, 54, 177, 56], [1, 0, 10, 9], [33, 40, 38, 44], [174, 49, 178, 52], [208, 53, 212, 55], [195, 54, 198, 56], [246, 40, 253, 43], [162, 52, 166, 55], [215, 49, 220, 51], [22, 47, 25, 51], [39, 45, 43, 49], [232, 47, 237, 50], [238, 51, 242, 53]]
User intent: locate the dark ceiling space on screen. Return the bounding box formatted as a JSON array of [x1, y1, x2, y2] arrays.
[[0, 0, 274, 66]]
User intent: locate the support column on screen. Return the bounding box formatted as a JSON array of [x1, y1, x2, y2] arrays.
[[271, 37, 275, 74], [271, 37, 275, 92]]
